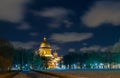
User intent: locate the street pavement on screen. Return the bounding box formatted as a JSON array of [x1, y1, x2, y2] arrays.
[[13, 71, 59, 78], [0, 71, 18, 78], [0, 71, 84, 78]]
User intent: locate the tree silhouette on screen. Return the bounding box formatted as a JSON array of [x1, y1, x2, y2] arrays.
[[0, 39, 14, 71]]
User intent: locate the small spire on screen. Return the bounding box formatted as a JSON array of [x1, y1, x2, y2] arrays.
[[43, 36, 46, 41]]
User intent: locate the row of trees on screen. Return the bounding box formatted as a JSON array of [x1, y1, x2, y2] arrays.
[[13, 49, 48, 70], [63, 51, 120, 69], [0, 38, 51, 70], [0, 38, 44, 71]]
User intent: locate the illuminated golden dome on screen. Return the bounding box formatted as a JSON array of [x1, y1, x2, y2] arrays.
[[40, 37, 51, 48]]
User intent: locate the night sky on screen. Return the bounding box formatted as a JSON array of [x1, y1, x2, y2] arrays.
[[0, 0, 120, 55]]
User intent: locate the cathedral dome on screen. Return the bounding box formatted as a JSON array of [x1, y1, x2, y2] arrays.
[[40, 37, 51, 48]]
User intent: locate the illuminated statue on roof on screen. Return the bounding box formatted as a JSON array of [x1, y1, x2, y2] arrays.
[[38, 37, 62, 69]]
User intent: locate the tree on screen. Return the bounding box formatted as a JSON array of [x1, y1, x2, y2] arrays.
[[33, 54, 43, 70], [63, 52, 79, 69], [0, 39, 14, 71]]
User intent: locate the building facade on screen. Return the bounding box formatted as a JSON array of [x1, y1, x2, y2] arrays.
[[38, 37, 62, 69]]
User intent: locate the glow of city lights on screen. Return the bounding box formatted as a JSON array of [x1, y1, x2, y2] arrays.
[[25, 64, 28, 66], [100, 63, 104, 66], [15, 64, 18, 68]]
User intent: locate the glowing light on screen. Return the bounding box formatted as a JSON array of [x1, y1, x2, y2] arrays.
[[25, 64, 28, 66], [73, 64, 77, 69], [100, 63, 104, 66], [15, 64, 18, 67], [94, 63, 98, 66]]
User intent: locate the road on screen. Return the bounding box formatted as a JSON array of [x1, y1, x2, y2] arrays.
[[0, 71, 85, 78], [0, 71, 18, 78], [1, 69, 120, 78], [0, 71, 84, 78], [13, 71, 59, 78]]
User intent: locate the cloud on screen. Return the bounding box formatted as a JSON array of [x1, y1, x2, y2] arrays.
[[63, 20, 73, 28], [29, 32, 39, 37], [82, 1, 120, 27], [68, 48, 76, 52], [36, 7, 69, 18], [35, 7, 73, 28], [0, 0, 30, 23], [80, 45, 107, 52], [111, 40, 120, 52], [51, 45, 61, 50], [80, 39, 120, 52], [50, 32, 93, 43], [80, 46, 101, 52], [11, 41, 38, 49], [83, 43, 88, 46], [80, 45, 114, 52], [99, 40, 120, 52], [17, 23, 31, 30]]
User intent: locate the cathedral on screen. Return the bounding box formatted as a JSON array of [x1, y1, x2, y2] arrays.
[[38, 37, 62, 69]]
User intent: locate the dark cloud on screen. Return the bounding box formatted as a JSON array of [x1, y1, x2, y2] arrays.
[[11, 41, 38, 49], [0, 0, 30, 23], [34, 7, 74, 28], [82, 1, 120, 27], [16, 23, 31, 30], [50, 32, 93, 43]]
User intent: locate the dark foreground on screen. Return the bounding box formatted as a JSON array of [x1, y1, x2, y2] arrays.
[[0, 70, 120, 78]]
